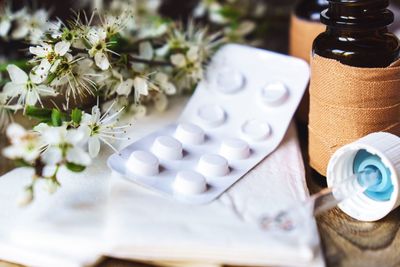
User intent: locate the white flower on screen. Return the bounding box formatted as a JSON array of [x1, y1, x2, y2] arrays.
[[35, 123, 92, 166], [87, 28, 113, 70], [155, 72, 176, 95], [12, 9, 51, 44], [79, 104, 131, 158], [3, 65, 56, 108], [30, 41, 70, 60], [2, 123, 43, 163]]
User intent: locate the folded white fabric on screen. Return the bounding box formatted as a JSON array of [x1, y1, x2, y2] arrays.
[[0, 97, 325, 267]]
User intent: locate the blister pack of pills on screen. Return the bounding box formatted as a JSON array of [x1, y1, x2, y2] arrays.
[[108, 44, 310, 204]]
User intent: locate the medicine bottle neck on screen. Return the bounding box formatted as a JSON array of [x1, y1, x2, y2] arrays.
[[313, 0, 400, 67], [321, 0, 394, 31], [295, 0, 329, 22]]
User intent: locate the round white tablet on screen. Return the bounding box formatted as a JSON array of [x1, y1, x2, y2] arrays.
[[127, 150, 159, 176], [173, 171, 207, 195], [241, 119, 271, 141], [260, 82, 289, 106], [175, 123, 205, 145], [197, 104, 226, 128], [220, 138, 250, 160], [216, 68, 245, 94], [197, 154, 229, 177], [152, 136, 183, 160]]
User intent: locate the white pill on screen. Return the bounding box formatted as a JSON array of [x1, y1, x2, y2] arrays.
[[197, 154, 229, 177], [197, 104, 226, 128], [260, 82, 289, 106], [175, 123, 205, 145], [127, 150, 159, 176], [216, 68, 245, 94], [241, 120, 271, 141], [220, 138, 250, 160], [152, 136, 183, 160], [173, 171, 207, 195]]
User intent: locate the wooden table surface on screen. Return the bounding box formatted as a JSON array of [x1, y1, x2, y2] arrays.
[[1, 125, 400, 267]]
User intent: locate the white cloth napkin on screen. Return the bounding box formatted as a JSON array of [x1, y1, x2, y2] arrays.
[[0, 97, 325, 267]]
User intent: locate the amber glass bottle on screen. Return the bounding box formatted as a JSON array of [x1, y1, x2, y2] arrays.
[[295, 0, 329, 23], [309, 0, 400, 181], [290, 0, 328, 125], [313, 0, 400, 68], [290, 0, 328, 62]]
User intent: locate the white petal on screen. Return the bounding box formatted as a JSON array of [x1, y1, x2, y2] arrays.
[[12, 24, 29, 39], [2, 146, 20, 160], [170, 54, 186, 68], [164, 82, 177, 95], [41, 126, 63, 145], [30, 60, 51, 84], [67, 147, 92, 166], [54, 41, 70, 56], [193, 3, 206, 17], [133, 77, 149, 97], [6, 123, 26, 141], [3, 82, 23, 98], [186, 46, 199, 62], [7, 65, 28, 83], [25, 90, 39, 106], [87, 29, 101, 45], [94, 52, 110, 70], [36, 85, 56, 97], [66, 128, 85, 145], [236, 21, 256, 36], [88, 137, 101, 158], [139, 42, 154, 60], [155, 72, 168, 84], [0, 20, 11, 37], [29, 43, 52, 57], [132, 104, 147, 118], [116, 79, 134, 96], [50, 59, 61, 73], [154, 94, 168, 112], [42, 147, 62, 165], [91, 106, 101, 122]]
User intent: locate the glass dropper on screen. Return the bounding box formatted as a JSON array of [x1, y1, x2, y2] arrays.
[[260, 166, 382, 231]]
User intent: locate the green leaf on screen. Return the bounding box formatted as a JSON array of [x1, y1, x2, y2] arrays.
[[66, 162, 86, 173], [0, 59, 29, 73], [14, 159, 33, 168], [71, 108, 83, 125], [25, 106, 53, 121], [219, 6, 241, 21], [51, 109, 63, 127]]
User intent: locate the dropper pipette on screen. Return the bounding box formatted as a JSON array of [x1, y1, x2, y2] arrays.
[[260, 166, 382, 231]]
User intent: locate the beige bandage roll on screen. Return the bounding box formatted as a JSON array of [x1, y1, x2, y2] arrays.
[[289, 15, 326, 123], [308, 55, 400, 176], [289, 15, 326, 63]]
